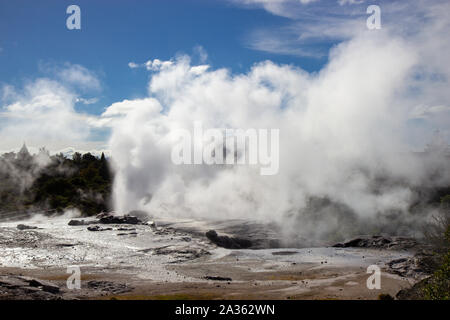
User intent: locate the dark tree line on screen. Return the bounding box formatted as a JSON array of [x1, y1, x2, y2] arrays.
[[0, 146, 113, 216]]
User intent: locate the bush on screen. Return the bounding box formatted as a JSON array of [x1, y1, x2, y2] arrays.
[[423, 251, 450, 300], [423, 206, 450, 300]]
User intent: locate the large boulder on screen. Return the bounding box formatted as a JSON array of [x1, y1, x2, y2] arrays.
[[98, 214, 142, 225], [68, 219, 94, 226], [205, 230, 252, 249], [26, 278, 60, 294]]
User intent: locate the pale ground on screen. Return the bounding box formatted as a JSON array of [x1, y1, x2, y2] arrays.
[[0, 215, 417, 300]]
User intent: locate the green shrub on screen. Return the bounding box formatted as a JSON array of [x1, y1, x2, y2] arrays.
[[423, 251, 450, 300]]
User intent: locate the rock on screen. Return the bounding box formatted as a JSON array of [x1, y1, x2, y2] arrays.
[[204, 276, 232, 281], [26, 278, 60, 294], [98, 214, 142, 225], [55, 243, 77, 247], [0, 276, 30, 289], [96, 212, 111, 219], [16, 224, 38, 230], [22, 286, 43, 294], [70, 213, 143, 226], [87, 226, 112, 232], [205, 230, 252, 249], [150, 245, 210, 262], [387, 252, 437, 280], [332, 235, 417, 250], [343, 238, 365, 247], [116, 231, 137, 236], [396, 277, 432, 300], [68, 219, 93, 226], [272, 251, 298, 256], [87, 280, 132, 294], [0, 275, 60, 297]]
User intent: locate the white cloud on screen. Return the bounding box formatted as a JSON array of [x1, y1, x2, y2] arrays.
[[193, 45, 208, 63], [235, 0, 319, 18], [94, 98, 162, 127], [234, 0, 450, 59], [76, 97, 99, 105], [0, 79, 89, 150], [0, 62, 108, 153], [145, 59, 174, 71], [56, 63, 101, 91], [128, 62, 139, 69], [38, 62, 102, 92], [127, 59, 174, 71]]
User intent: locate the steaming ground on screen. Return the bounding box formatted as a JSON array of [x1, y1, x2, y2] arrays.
[[0, 214, 420, 300]]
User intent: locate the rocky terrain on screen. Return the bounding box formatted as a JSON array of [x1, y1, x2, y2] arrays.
[[0, 212, 432, 300]]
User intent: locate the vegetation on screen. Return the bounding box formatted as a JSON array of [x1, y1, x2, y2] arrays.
[[423, 201, 450, 300], [0, 146, 112, 217], [423, 248, 450, 300]]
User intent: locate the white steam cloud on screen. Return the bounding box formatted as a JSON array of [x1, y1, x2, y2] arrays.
[[106, 11, 450, 241]]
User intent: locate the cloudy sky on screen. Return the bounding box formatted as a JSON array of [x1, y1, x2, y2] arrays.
[[0, 0, 449, 154]]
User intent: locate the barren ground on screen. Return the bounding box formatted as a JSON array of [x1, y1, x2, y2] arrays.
[[0, 215, 418, 300]]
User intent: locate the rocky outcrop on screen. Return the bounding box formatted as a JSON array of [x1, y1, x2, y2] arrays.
[[0, 275, 60, 300], [205, 230, 252, 249], [68, 213, 143, 226], [332, 235, 417, 250], [387, 252, 437, 280], [0, 275, 134, 300], [68, 219, 94, 226], [396, 277, 431, 300], [150, 245, 210, 262], [98, 214, 141, 225]]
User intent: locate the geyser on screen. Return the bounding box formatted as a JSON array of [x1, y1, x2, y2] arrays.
[[105, 16, 450, 242]]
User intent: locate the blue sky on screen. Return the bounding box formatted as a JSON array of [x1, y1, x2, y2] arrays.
[[0, 0, 449, 154], [0, 0, 329, 117]]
